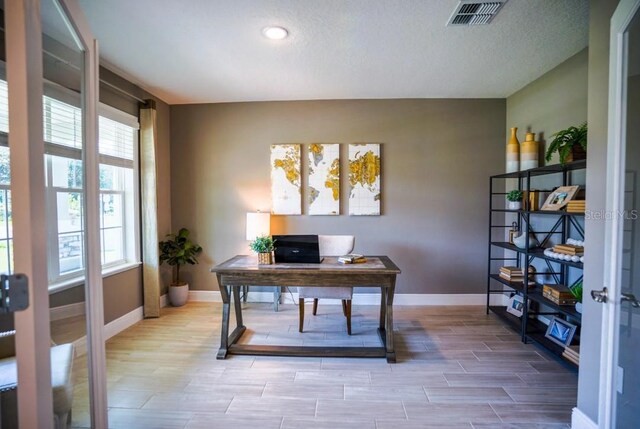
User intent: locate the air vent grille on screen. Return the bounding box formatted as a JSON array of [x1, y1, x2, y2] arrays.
[[447, 1, 507, 26]]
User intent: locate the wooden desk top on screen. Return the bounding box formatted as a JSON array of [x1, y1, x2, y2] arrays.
[[211, 255, 401, 275]]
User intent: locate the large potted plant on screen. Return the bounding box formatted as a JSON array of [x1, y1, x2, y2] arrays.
[[249, 235, 275, 265], [159, 228, 202, 307], [545, 122, 588, 165]]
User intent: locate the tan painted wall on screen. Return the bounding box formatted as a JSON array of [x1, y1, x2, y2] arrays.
[[170, 99, 505, 295], [507, 48, 588, 159]]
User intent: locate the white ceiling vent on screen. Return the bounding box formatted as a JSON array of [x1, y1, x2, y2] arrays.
[[447, 1, 508, 26]]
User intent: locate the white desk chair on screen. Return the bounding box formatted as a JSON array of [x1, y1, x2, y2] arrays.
[[298, 235, 355, 335]]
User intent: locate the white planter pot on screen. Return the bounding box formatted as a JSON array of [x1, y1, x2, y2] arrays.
[[575, 302, 583, 314], [169, 283, 189, 307], [508, 201, 522, 210]]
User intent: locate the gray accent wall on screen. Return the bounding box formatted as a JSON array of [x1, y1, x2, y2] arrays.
[[170, 99, 505, 295]]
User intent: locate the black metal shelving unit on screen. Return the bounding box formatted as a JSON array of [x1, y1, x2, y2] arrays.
[[487, 160, 586, 369]]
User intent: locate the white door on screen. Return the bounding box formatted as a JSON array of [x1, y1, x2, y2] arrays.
[[598, 0, 640, 428], [5, 0, 108, 427]]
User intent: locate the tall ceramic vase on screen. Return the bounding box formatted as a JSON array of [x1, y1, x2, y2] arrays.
[[506, 127, 520, 173], [521, 132, 539, 170]]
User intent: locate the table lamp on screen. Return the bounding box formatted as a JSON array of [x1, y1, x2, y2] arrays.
[[246, 211, 270, 240]]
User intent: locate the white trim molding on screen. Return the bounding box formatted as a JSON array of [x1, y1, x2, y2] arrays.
[[572, 407, 598, 429], [50, 302, 85, 321], [160, 293, 169, 308]]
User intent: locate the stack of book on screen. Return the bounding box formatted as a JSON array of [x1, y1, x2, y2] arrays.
[[562, 345, 580, 365], [566, 200, 586, 213], [552, 244, 584, 256], [499, 266, 535, 285], [542, 284, 578, 305], [338, 254, 367, 264]]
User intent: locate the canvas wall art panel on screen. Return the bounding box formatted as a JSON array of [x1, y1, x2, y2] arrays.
[[308, 143, 340, 215], [348, 143, 381, 216], [271, 144, 301, 215]]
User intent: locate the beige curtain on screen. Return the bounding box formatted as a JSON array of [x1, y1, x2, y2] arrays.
[[140, 100, 161, 318]]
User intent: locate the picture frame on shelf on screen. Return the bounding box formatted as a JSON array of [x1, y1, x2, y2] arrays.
[[540, 185, 580, 211], [545, 316, 577, 347], [506, 293, 525, 317]]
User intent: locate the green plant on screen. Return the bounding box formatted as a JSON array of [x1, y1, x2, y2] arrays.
[[569, 279, 583, 303], [545, 122, 588, 164], [159, 228, 203, 285], [506, 190, 523, 202], [249, 235, 275, 253]]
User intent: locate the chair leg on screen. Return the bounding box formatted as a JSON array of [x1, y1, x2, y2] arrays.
[[298, 298, 305, 333], [312, 298, 319, 315], [341, 299, 347, 316], [346, 300, 352, 335]]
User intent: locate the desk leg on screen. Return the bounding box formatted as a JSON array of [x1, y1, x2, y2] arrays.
[[233, 286, 244, 328], [385, 279, 396, 363], [379, 286, 387, 330], [217, 280, 231, 359]]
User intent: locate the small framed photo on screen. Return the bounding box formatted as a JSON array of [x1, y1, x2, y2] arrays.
[[541, 186, 580, 211], [506, 294, 525, 317], [545, 316, 577, 347]]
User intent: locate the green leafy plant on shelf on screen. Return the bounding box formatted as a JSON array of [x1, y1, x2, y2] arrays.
[[506, 190, 523, 202], [249, 235, 275, 253], [159, 228, 203, 286], [569, 279, 583, 303], [545, 122, 588, 165]]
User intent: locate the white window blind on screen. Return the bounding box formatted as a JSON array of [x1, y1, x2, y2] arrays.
[[99, 116, 135, 160], [43, 96, 82, 149], [0, 80, 8, 134]]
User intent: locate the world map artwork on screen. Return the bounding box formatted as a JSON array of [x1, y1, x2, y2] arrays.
[[349, 143, 381, 215], [308, 143, 340, 215], [271, 144, 301, 215]]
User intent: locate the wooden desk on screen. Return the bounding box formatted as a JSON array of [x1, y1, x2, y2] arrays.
[[210, 255, 401, 363]]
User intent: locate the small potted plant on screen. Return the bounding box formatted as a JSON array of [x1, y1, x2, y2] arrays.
[[159, 228, 203, 307], [506, 190, 524, 210], [570, 279, 583, 313], [249, 235, 275, 265], [545, 122, 588, 165]]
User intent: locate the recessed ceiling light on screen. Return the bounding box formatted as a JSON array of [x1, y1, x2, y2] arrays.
[[262, 26, 288, 40]]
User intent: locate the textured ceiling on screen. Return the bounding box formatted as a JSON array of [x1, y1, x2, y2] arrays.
[[77, 0, 589, 104]]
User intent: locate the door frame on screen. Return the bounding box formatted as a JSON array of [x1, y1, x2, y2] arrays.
[[6, 0, 108, 427], [600, 0, 640, 427]]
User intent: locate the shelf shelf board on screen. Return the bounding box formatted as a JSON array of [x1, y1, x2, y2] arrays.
[[488, 305, 522, 332], [526, 330, 579, 370], [489, 274, 528, 293], [491, 160, 586, 179], [490, 242, 584, 269], [490, 209, 584, 217], [527, 287, 582, 321]]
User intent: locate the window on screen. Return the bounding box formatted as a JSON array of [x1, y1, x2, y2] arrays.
[[0, 79, 140, 288]]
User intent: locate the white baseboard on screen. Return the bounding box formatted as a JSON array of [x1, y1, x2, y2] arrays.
[[50, 302, 85, 321], [70, 306, 144, 357], [571, 407, 598, 429], [188, 290, 494, 306], [160, 293, 168, 308]]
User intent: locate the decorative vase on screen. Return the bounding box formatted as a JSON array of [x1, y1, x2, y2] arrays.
[[513, 232, 539, 249], [521, 132, 539, 170], [506, 127, 520, 173], [258, 252, 273, 265], [169, 283, 189, 307], [508, 201, 522, 210]]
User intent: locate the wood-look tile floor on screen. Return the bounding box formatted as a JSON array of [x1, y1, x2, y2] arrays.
[[69, 302, 577, 429]]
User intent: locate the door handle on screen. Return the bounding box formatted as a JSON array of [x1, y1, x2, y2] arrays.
[[621, 292, 640, 308], [591, 287, 608, 303]]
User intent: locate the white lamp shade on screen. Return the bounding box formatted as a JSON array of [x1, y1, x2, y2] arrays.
[[246, 212, 271, 240]]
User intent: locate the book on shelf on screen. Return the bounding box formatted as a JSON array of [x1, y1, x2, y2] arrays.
[[542, 284, 578, 305], [498, 272, 535, 285], [562, 345, 580, 365], [552, 244, 584, 255], [338, 254, 367, 264]]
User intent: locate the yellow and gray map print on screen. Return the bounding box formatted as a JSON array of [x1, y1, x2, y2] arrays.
[[271, 144, 301, 215], [308, 143, 340, 215], [349, 143, 381, 216]]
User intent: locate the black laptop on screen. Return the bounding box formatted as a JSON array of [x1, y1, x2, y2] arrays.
[[273, 235, 323, 263]]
